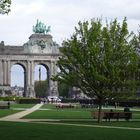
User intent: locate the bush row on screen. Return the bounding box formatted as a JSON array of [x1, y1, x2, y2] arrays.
[[61, 98, 140, 107], [0, 96, 17, 101], [17, 98, 41, 104], [0, 97, 41, 104]]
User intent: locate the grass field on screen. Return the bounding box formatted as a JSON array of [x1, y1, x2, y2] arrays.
[[0, 110, 21, 118], [24, 109, 92, 119], [56, 120, 140, 128], [10, 104, 35, 109], [0, 104, 35, 118], [24, 104, 140, 120], [22, 103, 140, 129], [0, 121, 140, 140], [1, 104, 140, 140], [24, 103, 92, 119]]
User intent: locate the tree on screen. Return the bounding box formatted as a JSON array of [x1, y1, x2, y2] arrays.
[[34, 80, 48, 98], [0, 0, 11, 14], [54, 18, 139, 123], [58, 81, 70, 98]]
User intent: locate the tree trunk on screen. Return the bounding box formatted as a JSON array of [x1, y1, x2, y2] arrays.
[[98, 103, 102, 123]]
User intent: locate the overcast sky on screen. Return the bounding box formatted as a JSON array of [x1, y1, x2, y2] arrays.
[[0, 0, 140, 46], [1, 0, 140, 86]]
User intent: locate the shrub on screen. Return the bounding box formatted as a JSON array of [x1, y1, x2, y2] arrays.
[[17, 98, 41, 104]]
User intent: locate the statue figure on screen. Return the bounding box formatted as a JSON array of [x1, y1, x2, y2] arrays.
[[33, 19, 51, 34], [37, 40, 46, 49]]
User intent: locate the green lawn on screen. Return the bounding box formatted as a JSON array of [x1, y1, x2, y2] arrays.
[[1, 104, 140, 140], [56, 120, 140, 128], [24, 109, 92, 119], [0, 121, 140, 140], [0, 109, 21, 118], [0, 104, 35, 118], [41, 104, 57, 109], [10, 104, 35, 109], [25, 103, 93, 119], [23, 103, 140, 129], [24, 104, 140, 120]]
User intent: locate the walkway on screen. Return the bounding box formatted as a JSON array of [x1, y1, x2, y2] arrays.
[[0, 103, 43, 122]]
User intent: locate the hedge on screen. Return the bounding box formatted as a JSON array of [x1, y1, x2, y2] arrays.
[[17, 98, 41, 104]]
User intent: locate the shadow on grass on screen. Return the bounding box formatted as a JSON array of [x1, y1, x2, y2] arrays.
[[32, 119, 140, 128]]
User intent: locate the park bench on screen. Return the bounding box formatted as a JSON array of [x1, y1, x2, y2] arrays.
[[92, 111, 132, 121], [0, 103, 9, 109], [103, 112, 132, 121]]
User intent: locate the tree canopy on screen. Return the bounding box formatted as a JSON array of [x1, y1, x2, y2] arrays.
[[55, 18, 139, 122], [58, 81, 70, 97], [0, 0, 11, 14], [34, 80, 48, 98]]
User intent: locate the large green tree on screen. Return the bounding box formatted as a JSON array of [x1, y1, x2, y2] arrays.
[[55, 18, 139, 122], [0, 0, 11, 14]]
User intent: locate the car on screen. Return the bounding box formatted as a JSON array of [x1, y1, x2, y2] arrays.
[[47, 96, 61, 103]]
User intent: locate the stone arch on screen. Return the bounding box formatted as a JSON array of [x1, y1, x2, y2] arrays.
[[34, 62, 50, 97], [33, 61, 58, 97], [10, 61, 27, 97], [10, 61, 27, 71], [0, 33, 60, 97], [34, 62, 50, 72]]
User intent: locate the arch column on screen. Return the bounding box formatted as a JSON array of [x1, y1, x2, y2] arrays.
[[0, 60, 11, 95], [25, 61, 31, 97], [49, 60, 59, 97], [0, 60, 3, 85], [7, 60, 11, 86], [3, 60, 7, 85], [53, 61, 59, 96], [25, 60, 35, 97], [46, 69, 50, 96], [30, 61, 35, 97], [23, 71, 27, 97]]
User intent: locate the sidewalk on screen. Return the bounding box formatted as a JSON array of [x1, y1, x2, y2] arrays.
[[0, 103, 43, 122]]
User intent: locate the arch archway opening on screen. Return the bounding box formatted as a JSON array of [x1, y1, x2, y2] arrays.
[[34, 64, 49, 98], [11, 64, 25, 97]]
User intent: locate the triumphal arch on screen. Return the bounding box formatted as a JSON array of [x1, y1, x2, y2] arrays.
[[0, 20, 60, 97]]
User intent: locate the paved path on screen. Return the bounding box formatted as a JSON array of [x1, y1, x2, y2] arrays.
[[0, 103, 43, 122]]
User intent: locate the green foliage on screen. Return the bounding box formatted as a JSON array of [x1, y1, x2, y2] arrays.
[[34, 80, 48, 98], [0, 0, 11, 14], [0, 96, 17, 101], [58, 81, 70, 97], [55, 18, 139, 122], [17, 98, 41, 104], [57, 18, 138, 99]]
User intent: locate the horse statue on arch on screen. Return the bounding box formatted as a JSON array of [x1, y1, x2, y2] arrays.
[[33, 19, 51, 34]]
